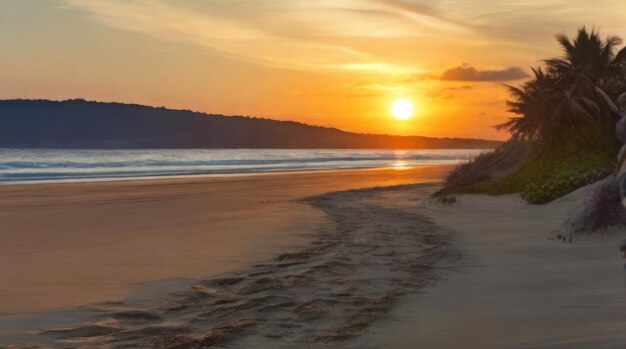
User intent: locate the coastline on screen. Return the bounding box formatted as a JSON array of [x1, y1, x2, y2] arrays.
[[0, 148, 484, 185], [0, 164, 452, 186], [4, 165, 624, 348], [0, 166, 454, 348], [0, 165, 452, 314]]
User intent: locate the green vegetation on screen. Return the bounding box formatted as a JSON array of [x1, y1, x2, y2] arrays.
[[519, 152, 615, 204], [437, 27, 626, 205], [439, 148, 616, 204]]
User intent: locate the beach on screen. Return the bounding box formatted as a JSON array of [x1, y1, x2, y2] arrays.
[[2, 165, 626, 348], [6, 1, 626, 348], [0, 166, 452, 314], [0, 166, 450, 319], [352, 183, 626, 348]]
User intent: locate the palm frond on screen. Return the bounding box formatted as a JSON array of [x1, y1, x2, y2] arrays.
[[502, 26, 625, 154], [613, 47, 626, 65]]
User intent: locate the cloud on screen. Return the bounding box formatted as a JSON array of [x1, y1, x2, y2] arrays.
[[60, 0, 369, 71], [60, 0, 456, 73], [368, 0, 465, 32], [62, 0, 626, 78], [440, 64, 528, 81]]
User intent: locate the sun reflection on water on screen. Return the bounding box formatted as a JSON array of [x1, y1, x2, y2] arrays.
[[392, 160, 410, 170]]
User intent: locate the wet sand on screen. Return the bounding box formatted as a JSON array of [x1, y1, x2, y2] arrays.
[[4, 183, 455, 348], [0, 166, 451, 316]]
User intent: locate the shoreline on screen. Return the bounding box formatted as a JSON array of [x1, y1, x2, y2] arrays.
[[2, 182, 457, 348], [0, 166, 452, 315], [0, 148, 486, 186], [0, 164, 447, 186]]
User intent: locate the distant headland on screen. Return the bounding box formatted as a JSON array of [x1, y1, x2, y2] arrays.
[[0, 99, 501, 149]]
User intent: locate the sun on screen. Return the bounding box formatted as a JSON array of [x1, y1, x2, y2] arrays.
[[391, 99, 414, 120]]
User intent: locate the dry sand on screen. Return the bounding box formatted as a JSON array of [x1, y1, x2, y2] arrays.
[[351, 183, 626, 349]]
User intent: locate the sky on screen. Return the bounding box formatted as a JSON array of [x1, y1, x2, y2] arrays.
[[2, 1, 626, 139]]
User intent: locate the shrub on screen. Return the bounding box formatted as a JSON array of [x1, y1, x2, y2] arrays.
[[521, 167, 611, 204], [438, 146, 617, 205]]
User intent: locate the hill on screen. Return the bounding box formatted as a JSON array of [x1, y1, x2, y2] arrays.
[[0, 99, 501, 149]]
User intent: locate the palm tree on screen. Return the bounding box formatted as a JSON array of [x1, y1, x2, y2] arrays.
[[499, 27, 626, 155], [545, 27, 626, 142], [545, 27, 626, 122], [546, 27, 626, 83], [498, 67, 556, 144]]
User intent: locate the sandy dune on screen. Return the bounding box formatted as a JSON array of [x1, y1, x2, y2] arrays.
[[353, 184, 626, 349]]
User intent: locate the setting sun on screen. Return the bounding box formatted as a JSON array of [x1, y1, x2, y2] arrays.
[[391, 99, 414, 120]]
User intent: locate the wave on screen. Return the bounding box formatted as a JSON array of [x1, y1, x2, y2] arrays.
[[0, 148, 487, 183]]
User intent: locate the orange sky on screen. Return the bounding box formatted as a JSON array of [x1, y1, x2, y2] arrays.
[[2, 1, 626, 140]]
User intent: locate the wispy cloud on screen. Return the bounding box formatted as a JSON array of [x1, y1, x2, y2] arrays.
[[369, 0, 466, 32], [61, 0, 476, 73], [61, 0, 355, 71], [67, 0, 603, 76]]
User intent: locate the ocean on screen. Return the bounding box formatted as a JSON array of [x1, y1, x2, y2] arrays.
[[0, 148, 487, 184]]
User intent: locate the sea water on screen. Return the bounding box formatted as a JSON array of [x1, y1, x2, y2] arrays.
[[0, 148, 487, 184]]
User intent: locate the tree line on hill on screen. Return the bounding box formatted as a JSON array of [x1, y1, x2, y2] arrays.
[[0, 99, 500, 150]]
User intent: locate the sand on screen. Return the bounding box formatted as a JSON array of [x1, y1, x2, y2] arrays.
[[3, 166, 626, 348], [352, 183, 626, 349], [7, 183, 456, 348], [0, 166, 450, 316]]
